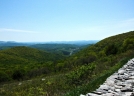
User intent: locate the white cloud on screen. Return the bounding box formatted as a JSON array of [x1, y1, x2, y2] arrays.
[[0, 28, 37, 33]]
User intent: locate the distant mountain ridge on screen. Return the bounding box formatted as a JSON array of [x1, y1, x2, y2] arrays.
[[0, 41, 30, 46], [0, 40, 98, 55], [0, 40, 99, 46]]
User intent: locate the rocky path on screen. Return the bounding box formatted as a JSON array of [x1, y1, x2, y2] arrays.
[[80, 58, 134, 96]]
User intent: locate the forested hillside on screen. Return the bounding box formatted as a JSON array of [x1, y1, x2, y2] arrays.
[[63, 31, 134, 95], [0, 46, 65, 81], [0, 31, 134, 96]]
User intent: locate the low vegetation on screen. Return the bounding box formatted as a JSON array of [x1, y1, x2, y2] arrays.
[[0, 31, 134, 96]]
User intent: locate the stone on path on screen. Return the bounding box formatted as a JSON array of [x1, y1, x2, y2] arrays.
[[80, 58, 134, 96]]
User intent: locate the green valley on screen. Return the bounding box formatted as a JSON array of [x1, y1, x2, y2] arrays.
[[0, 31, 134, 96]]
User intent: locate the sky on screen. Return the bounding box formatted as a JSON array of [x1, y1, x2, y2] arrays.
[[0, 0, 134, 42]]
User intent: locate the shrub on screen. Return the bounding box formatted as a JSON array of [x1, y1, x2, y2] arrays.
[[12, 68, 26, 80], [66, 63, 96, 86], [123, 38, 134, 51], [105, 44, 118, 55], [0, 71, 11, 82]]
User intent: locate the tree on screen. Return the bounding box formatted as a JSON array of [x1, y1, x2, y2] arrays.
[[105, 44, 118, 55], [123, 38, 134, 51], [12, 68, 26, 80]]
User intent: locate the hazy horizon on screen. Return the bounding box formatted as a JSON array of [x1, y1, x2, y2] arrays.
[[0, 0, 134, 42], [0, 40, 99, 43]]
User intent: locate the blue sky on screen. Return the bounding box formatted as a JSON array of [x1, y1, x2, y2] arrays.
[[0, 0, 134, 42]]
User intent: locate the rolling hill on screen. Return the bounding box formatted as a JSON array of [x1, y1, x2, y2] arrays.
[[0, 46, 66, 81], [0, 31, 134, 96], [0, 46, 62, 62]]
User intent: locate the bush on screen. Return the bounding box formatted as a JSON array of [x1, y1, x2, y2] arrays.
[[0, 71, 11, 82], [123, 38, 134, 51], [77, 52, 97, 65], [66, 63, 96, 86], [105, 44, 118, 55], [12, 68, 26, 80]]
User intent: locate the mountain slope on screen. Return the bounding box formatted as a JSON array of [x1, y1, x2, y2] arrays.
[[2, 46, 66, 61], [63, 31, 134, 68], [0, 46, 65, 81], [0, 31, 134, 96], [0, 46, 59, 62], [63, 31, 134, 95]]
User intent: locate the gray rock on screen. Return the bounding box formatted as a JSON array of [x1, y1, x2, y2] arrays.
[[118, 69, 125, 75], [121, 88, 133, 92], [105, 79, 115, 87], [80, 58, 134, 96], [115, 89, 121, 92], [80, 94, 85, 96], [99, 85, 109, 90], [129, 76, 134, 79], [124, 92, 133, 96], [102, 93, 114, 96], [86, 93, 101, 96]]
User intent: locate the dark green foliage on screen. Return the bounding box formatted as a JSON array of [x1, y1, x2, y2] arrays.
[[12, 68, 26, 80], [62, 50, 70, 55], [105, 44, 118, 55], [123, 37, 134, 51], [0, 71, 11, 82], [83, 52, 97, 64]]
